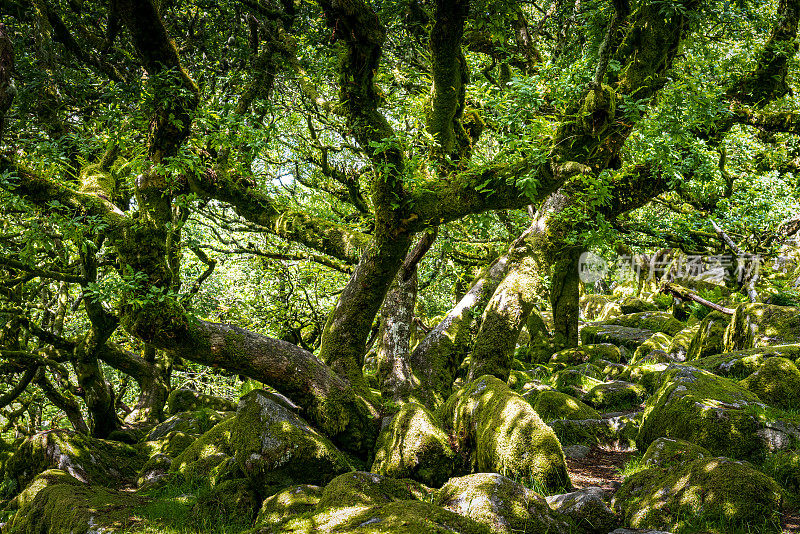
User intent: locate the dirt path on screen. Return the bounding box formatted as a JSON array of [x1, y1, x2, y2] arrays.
[[784, 508, 800, 534], [565, 446, 633, 493]]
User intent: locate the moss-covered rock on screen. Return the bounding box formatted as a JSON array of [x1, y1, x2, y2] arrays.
[[441, 375, 569, 491], [739, 357, 800, 410], [580, 325, 655, 352], [550, 344, 621, 366], [619, 297, 659, 315], [552, 365, 602, 397], [191, 477, 260, 523], [167, 388, 237, 414], [764, 449, 800, 496], [582, 294, 615, 320], [636, 365, 767, 462], [686, 311, 729, 360], [613, 457, 782, 532], [602, 312, 684, 336], [640, 437, 711, 468], [631, 332, 673, 364], [506, 368, 532, 391], [691, 345, 800, 379], [371, 403, 457, 487], [143, 430, 197, 459], [137, 453, 172, 489], [724, 303, 800, 352], [231, 389, 351, 492], [531, 390, 600, 421], [4, 429, 146, 492], [622, 362, 669, 393], [146, 409, 231, 441], [171, 416, 235, 480], [546, 486, 618, 534], [666, 324, 699, 362], [5, 468, 145, 533], [436, 472, 573, 534], [256, 484, 323, 528], [584, 381, 647, 411], [549, 414, 639, 450]]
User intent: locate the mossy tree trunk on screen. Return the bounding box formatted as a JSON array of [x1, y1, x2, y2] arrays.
[[550, 248, 583, 351]]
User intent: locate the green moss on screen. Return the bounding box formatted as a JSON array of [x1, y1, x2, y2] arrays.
[[171, 417, 235, 480], [549, 416, 638, 450], [614, 457, 782, 533], [506, 369, 532, 391], [138, 453, 172, 489], [581, 294, 614, 321], [532, 390, 600, 421], [256, 484, 323, 528], [762, 449, 800, 497], [435, 472, 573, 534], [724, 304, 800, 352], [552, 365, 603, 396], [740, 357, 800, 410], [440, 375, 570, 491], [584, 381, 647, 411], [622, 362, 669, 393], [667, 324, 700, 361], [580, 325, 654, 351], [191, 478, 260, 524], [631, 332, 673, 364], [371, 403, 457, 487], [641, 437, 711, 468], [636, 365, 767, 462], [550, 344, 621, 366], [693, 345, 800, 379], [167, 388, 237, 415], [602, 312, 684, 336]]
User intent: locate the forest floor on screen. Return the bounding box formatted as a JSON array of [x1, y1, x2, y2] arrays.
[[784, 509, 800, 534], [564, 445, 632, 492]]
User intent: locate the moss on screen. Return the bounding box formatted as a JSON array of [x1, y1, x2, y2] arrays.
[[580, 325, 654, 351], [667, 324, 700, 362], [641, 437, 711, 468], [601, 312, 684, 336], [584, 381, 647, 411], [256, 484, 323, 528], [371, 403, 457, 487], [619, 297, 658, 315], [6, 468, 146, 533], [581, 294, 615, 320], [687, 311, 730, 360], [552, 365, 602, 396], [440, 375, 570, 491], [191, 477, 260, 524], [613, 457, 782, 533], [636, 365, 767, 462], [435, 472, 574, 534], [545, 487, 618, 534], [146, 409, 231, 441], [230, 390, 351, 493], [763, 449, 800, 496], [550, 344, 621, 366], [171, 417, 235, 480], [622, 362, 669, 393], [693, 345, 800, 379], [4, 429, 146, 492], [167, 388, 237, 415], [532, 390, 600, 421], [506, 369, 532, 391], [138, 453, 173, 489], [631, 332, 673, 364], [740, 357, 800, 410], [549, 416, 638, 450], [724, 304, 800, 352]]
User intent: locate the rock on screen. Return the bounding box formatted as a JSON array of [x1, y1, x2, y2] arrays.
[[145, 409, 231, 440], [192, 478, 260, 522], [739, 356, 800, 409], [256, 484, 323, 528], [613, 457, 782, 532], [622, 363, 669, 393], [640, 437, 710, 468], [167, 388, 237, 414], [371, 403, 456, 487], [552, 365, 602, 396], [602, 312, 684, 336], [507, 369, 532, 391], [4, 429, 146, 492], [5, 469, 145, 533], [442, 375, 569, 490], [757, 419, 800, 452], [581, 294, 615, 320], [562, 444, 590, 459], [171, 417, 235, 479], [686, 311, 729, 360], [137, 453, 172, 489], [630, 333, 672, 364], [549, 344, 621, 366], [665, 324, 699, 362], [584, 381, 647, 411], [230, 389, 351, 492], [549, 414, 639, 450], [619, 297, 659, 315], [531, 390, 600, 421], [596, 359, 627, 379], [436, 472, 573, 534], [580, 325, 655, 352], [144, 430, 197, 458], [546, 486, 618, 534], [724, 303, 800, 352], [636, 365, 767, 462]]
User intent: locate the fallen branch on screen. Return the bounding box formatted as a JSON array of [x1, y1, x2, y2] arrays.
[[660, 282, 735, 315]]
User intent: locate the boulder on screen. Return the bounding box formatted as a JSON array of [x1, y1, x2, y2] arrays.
[[256, 484, 323, 528], [531, 390, 600, 421], [619, 297, 659, 315], [552, 365, 602, 396], [442, 375, 569, 490], [580, 325, 655, 352], [602, 312, 684, 336], [739, 356, 800, 410], [143, 430, 197, 458], [613, 457, 782, 532], [686, 311, 729, 360], [546, 486, 618, 534], [436, 472, 573, 534], [167, 388, 237, 414], [137, 453, 172, 490], [549, 414, 639, 450], [171, 417, 235, 480], [145, 408, 231, 441], [191, 478, 260, 522], [4, 429, 146, 491], [630, 333, 672, 364], [581, 294, 616, 320], [549, 344, 621, 367], [5, 469, 145, 533], [371, 403, 457, 487], [584, 381, 647, 411], [640, 437, 710, 468], [622, 363, 669, 393], [636, 365, 767, 461], [665, 324, 699, 362], [724, 303, 800, 351]]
